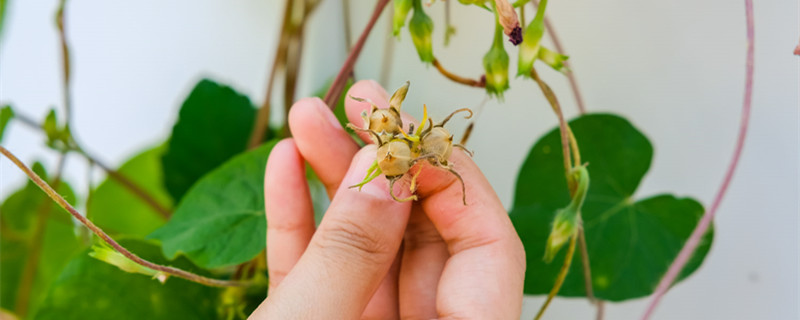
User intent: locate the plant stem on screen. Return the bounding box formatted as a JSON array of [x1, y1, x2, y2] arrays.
[[534, 234, 577, 320], [530, 0, 586, 115], [432, 58, 486, 88], [248, 0, 293, 148], [641, 0, 754, 317], [56, 0, 72, 123], [342, 0, 353, 51], [82, 149, 172, 219], [323, 0, 391, 108], [531, 67, 601, 320], [13, 154, 67, 318], [578, 228, 604, 320], [379, 5, 395, 86], [0, 146, 247, 287], [530, 67, 572, 188], [14, 111, 172, 219]]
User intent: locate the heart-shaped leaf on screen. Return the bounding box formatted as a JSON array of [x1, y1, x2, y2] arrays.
[[510, 113, 713, 301], [148, 141, 277, 269], [88, 145, 172, 237], [162, 79, 256, 202], [33, 239, 219, 320]]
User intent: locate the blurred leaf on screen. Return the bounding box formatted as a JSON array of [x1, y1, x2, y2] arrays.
[[87, 145, 171, 237], [0, 0, 8, 43], [149, 142, 277, 269], [510, 113, 713, 301], [162, 79, 256, 202], [0, 105, 13, 143], [33, 239, 220, 320], [0, 163, 83, 314]]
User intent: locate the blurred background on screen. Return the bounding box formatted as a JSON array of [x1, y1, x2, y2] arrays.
[[1, 0, 797, 318]]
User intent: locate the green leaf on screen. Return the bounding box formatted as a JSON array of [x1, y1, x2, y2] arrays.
[[0, 0, 8, 42], [33, 239, 220, 320], [88, 145, 172, 237], [162, 79, 257, 202], [510, 113, 713, 301], [0, 105, 13, 143], [149, 141, 277, 269], [0, 163, 83, 314]]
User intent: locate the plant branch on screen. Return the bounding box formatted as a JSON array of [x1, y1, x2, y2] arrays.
[[81, 149, 172, 219], [14, 153, 67, 318], [323, 0, 391, 108], [534, 234, 577, 320], [11, 111, 172, 219], [531, 67, 601, 320], [530, 67, 572, 187], [0, 146, 247, 287], [641, 0, 754, 317], [432, 58, 486, 88], [248, 0, 293, 148], [531, 0, 586, 114], [379, 5, 395, 86], [342, 0, 353, 51], [56, 0, 72, 123]]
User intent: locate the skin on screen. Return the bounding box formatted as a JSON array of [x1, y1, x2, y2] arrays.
[[250, 80, 526, 320]]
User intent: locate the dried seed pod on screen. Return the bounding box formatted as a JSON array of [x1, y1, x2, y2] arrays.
[[416, 108, 474, 205], [349, 82, 410, 144], [377, 140, 413, 178]]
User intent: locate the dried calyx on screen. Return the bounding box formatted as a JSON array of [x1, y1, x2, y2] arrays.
[[346, 81, 473, 205]]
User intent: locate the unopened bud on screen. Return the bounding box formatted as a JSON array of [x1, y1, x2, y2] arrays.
[[393, 0, 413, 36], [543, 166, 589, 263], [89, 244, 160, 278], [483, 8, 510, 98], [409, 0, 434, 63], [517, 0, 547, 76], [493, 0, 522, 45], [538, 46, 569, 72]]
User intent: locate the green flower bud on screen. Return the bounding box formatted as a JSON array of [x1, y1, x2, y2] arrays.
[[538, 46, 569, 73], [409, 0, 434, 63], [393, 0, 413, 36], [517, 0, 547, 77], [89, 244, 167, 282], [483, 7, 510, 98], [543, 166, 589, 263]]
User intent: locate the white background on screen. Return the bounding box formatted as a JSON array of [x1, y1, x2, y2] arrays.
[[1, 0, 797, 319]]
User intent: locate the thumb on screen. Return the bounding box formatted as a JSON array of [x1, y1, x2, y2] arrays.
[[260, 145, 412, 318]]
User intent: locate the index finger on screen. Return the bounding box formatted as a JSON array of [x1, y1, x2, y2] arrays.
[[414, 150, 526, 319]]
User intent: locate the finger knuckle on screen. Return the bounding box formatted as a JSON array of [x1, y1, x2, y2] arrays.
[[314, 217, 393, 265]]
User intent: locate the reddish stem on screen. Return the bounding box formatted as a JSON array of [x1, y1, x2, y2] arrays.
[[641, 0, 754, 318], [323, 0, 391, 108]]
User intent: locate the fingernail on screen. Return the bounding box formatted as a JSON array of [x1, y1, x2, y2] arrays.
[[313, 98, 343, 129], [366, 80, 390, 101]]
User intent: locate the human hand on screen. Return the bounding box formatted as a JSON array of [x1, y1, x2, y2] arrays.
[[250, 80, 526, 319]]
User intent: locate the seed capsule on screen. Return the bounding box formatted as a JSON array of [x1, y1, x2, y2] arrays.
[[377, 140, 413, 178], [421, 127, 454, 163]]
